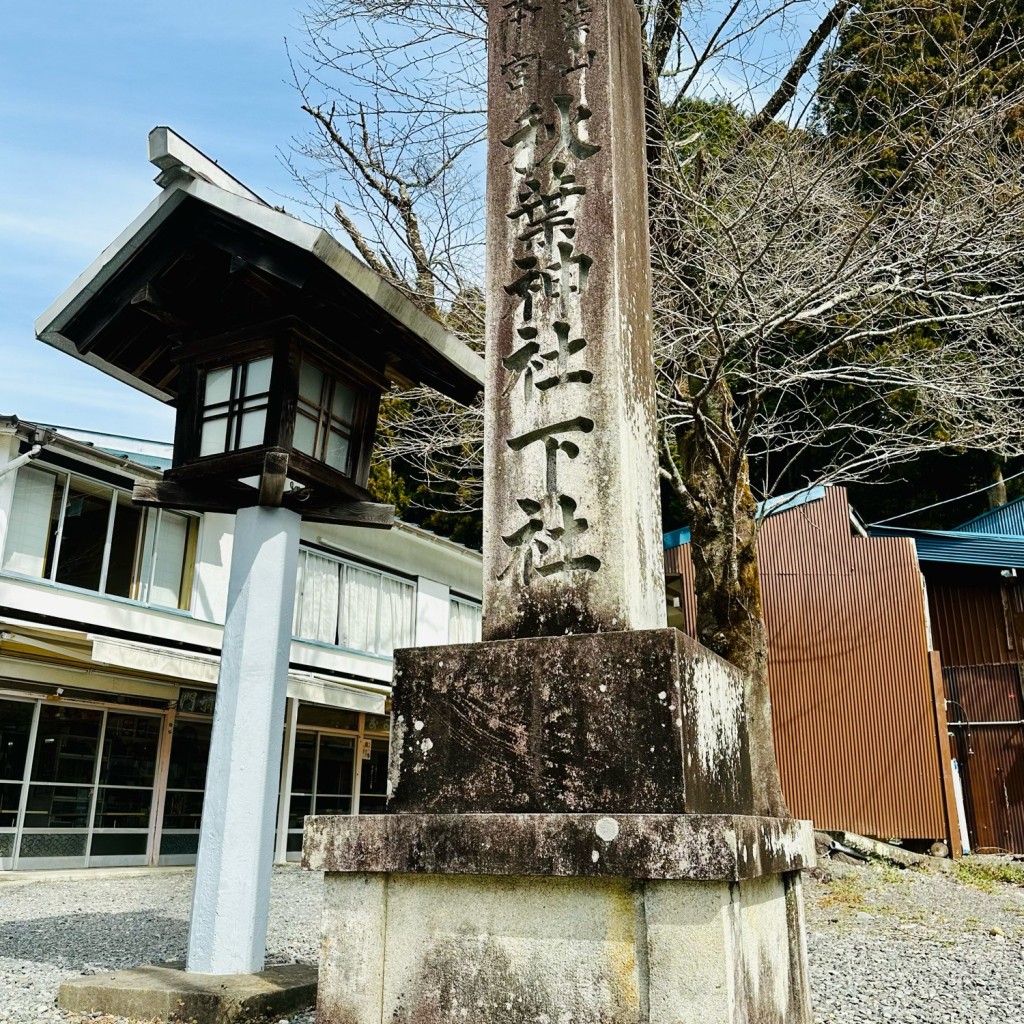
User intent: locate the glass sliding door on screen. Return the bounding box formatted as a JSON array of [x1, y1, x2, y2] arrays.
[[20, 705, 102, 866], [284, 730, 356, 856], [282, 714, 392, 856], [159, 718, 211, 864], [285, 731, 317, 856], [8, 702, 163, 869], [357, 738, 389, 813], [314, 735, 356, 816], [90, 712, 160, 865], [0, 698, 35, 869]]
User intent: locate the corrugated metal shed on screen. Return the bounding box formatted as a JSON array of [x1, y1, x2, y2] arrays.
[[665, 486, 952, 842], [875, 501, 1024, 852], [926, 563, 1020, 666], [870, 526, 1024, 568]]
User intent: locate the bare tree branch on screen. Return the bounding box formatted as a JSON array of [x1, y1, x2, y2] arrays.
[[332, 202, 395, 279], [747, 0, 857, 134]]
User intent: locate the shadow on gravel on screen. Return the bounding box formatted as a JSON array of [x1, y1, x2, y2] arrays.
[[0, 911, 187, 968]]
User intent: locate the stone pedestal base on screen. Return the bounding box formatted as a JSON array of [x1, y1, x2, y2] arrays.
[[304, 813, 814, 1024]]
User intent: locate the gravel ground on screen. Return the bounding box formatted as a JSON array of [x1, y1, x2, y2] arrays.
[[0, 866, 318, 1024], [1, 858, 1021, 1023], [807, 857, 1024, 1024]]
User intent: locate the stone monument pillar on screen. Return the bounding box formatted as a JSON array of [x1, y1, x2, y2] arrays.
[[304, 0, 815, 1019], [482, 0, 664, 640]]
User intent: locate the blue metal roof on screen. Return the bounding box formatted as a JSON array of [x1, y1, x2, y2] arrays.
[[760, 485, 827, 518], [663, 525, 691, 549], [869, 525, 1024, 568], [663, 485, 826, 550], [955, 496, 1024, 537], [97, 447, 173, 471]]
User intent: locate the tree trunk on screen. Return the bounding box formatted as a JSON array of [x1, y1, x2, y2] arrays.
[[987, 454, 1008, 510], [676, 383, 789, 818]]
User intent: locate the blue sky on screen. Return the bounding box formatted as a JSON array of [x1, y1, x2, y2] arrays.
[[0, 2, 315, 441]]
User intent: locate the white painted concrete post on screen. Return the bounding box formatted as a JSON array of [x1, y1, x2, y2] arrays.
[[415, 577, 451, 647], [186, 505, 301, 975]]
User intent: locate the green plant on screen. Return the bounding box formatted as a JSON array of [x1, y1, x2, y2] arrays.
[[874, 864, 905, 886], [818, 875, 867, 910], [954, 860, 1024, 892]]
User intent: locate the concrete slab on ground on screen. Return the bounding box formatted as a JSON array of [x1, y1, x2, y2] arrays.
[[58, 960, 316, 1023], [0, 865, 194, 886]]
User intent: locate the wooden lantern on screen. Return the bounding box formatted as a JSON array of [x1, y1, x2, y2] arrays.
[[158, 318, 390, 524], [35, 130, 483, 529]]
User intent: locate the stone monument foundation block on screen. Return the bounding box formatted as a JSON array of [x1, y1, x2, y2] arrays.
[[387, 629, 755, 815], [304, 813, 814, 1024]]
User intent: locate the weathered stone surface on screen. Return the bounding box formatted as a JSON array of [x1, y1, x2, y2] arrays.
[[304, 812, 815, 881], [316, 873, 387, 1024], [315, 870, 813, 1024], [389, 628, 753, 814], [482, 0, 664, 640], [57, 961, 316, 1024]]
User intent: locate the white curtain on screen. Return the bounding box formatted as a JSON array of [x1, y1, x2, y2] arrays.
[[2, 466, 57, 577], [449, 600, 482, 644], [294, 552, 341, 644], [342, 565, 381, 653], [149, 511, 189, 609], [379, 576, 415, 656]]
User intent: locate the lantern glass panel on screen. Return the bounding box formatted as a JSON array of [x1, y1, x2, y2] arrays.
[[295, 363, 324, 458], [199, 418, 228, 457], [331, 384, 355, 423], [299, 362, 325, 404], [246, 357, 272, 395], [293, 414, 316, 457], [293, 358, 359, 476], [325, 430, 350, 473], [204, 366, 232, 405], [198, 357, 272, 457], [238, 405, 266, 449]]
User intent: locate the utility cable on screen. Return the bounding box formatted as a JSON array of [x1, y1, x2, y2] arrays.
[[870, 467, 1024, 526]]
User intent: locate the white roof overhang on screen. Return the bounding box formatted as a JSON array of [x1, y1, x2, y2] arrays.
[[35, 129, 483, 403]]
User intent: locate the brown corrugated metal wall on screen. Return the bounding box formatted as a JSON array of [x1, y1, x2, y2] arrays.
[[927, 564, 1022, 666], [943, 664, 1024, 852], [665, 487, 950, 841]]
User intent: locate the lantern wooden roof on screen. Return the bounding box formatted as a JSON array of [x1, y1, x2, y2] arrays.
[[35, 128, 484, 409]]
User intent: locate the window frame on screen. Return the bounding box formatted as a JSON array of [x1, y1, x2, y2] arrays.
[[197, 356, 274, 459], [449, 596, 483, 644], [0, 463, 200, 613], [293, 357, 363, 477], [292, 545, 417, 657]]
